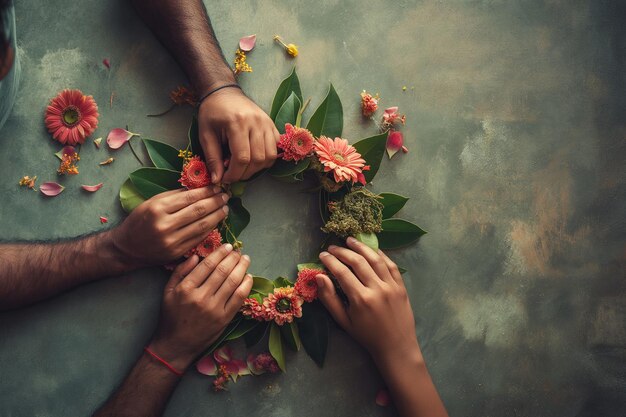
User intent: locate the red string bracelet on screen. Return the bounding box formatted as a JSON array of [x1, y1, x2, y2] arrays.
[[143, 347, 184, 377]]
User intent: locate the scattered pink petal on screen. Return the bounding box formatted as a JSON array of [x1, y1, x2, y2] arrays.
[[402, 145, 409, 153], [99, 216, 108, 224], [106, 128, 138, 150], [386, 130, 404, 159], [384, 106, 398, 117], [40, 182, 65, 197], [99, 157, 115, 166], [81, 183, 104, 192], [375, 388, 391, 407], [213, 346, 233, 364], [103, 58, 110, 69], [54, 146, 77, 160], [94, 137, 102, 149], [197, 356, 218, 376], [239, 34, 257, 52]]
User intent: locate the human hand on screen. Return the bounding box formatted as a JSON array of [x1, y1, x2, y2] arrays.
[[149, 244, 253, 371], [316, 237, 421, 361], [197, 88, 279, 184], [112, 187, 229, 267]]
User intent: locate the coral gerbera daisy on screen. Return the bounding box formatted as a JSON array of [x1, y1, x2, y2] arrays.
[[45, 89, 99, 146], [179, 156, 211, 189], [360, 90, 379, 118], [295, 268, 324, 302], [277, 123, 315, 161], [263, 287, 304, 325], [187, 229, 222, 258], [241, 297, 267, 321], [313, 136, 366, 183]]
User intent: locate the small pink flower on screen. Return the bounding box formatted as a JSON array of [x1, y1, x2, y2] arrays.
[[277, 123, 315, 161], [381, 106, 406, 129], [241, 297, 267, 321], [294, 268, 324, 302], [313, 136, 366, 184], [360, 90, 379, 117], [179, 156, 211, 189], [247, 352, 280, 375], [263, 287, 304, 325], [186, 229, 222, 258]]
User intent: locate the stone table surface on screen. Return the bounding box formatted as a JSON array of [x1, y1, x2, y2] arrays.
[[0, 0, 625, 416]]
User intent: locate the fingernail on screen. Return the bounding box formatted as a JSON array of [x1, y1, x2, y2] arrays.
[[211, 173, 218, 183], [315, 275, 325, 288], [347, 236, 357, 244], [224, 243, 233, 252], [328, 245, 338, 250], [223, 205, 230, 214], [319, 251, 330, 258], [242, 254, 250, 262], [221, 193, 229, 203], [213, 186, 221, 193]]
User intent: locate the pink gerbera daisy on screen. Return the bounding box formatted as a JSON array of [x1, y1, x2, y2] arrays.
[[241, 297, 267, 321], [313, 136, 366, 183], [187, 229, 222, 258], [294, 268, 324, 302], [45, 89, 99, 145], [277, 123, 315, 161], [179, 156, 211, 189], [263, 287, 304, 325]]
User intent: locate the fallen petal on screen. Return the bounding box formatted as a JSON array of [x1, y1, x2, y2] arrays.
[[196, 356, 218, 376], [375, 388, 391, 407], [107, 128, 136, 150], [102, 58, 110, 69], [40, 182, 65, 197], [81, 183, 104, 192], [239, 34, 257, 52], [386, 131, 404, 159], [99, 158, 115, 165], [99, 216, 108, 224], [402, 145, 409, 153], [94, 137, 102, 149], [213, 345, 233, 364], [54, 146, 77, 160], [383, 106, 399, 116]]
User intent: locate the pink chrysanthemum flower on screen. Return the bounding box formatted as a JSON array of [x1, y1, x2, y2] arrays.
[[45, 89, 99, 145], [187, 229, 222, 258], [295, 268, 324, 302], [360, 90, 379, 117], [277, 123, 315, 161], [381, 106, 406, 129], [263, 287, 304, 325], [248, 352, 280, 374], [313, 136, 366, 183], [241, 297, 267, 321], [179, 156, 211, 189]]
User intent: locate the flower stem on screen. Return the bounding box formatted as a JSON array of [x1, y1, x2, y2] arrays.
[[128, 138, 144, 166], [147, 104, 176, 118], [295, 97, 311, 128]]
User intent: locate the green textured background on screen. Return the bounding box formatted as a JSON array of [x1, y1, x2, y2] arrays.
[[1, 0, 625, 416]]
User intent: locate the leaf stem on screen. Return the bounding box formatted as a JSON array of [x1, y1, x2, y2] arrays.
[[295, 97, 311, 128], [147, 104, 176, 118], [128, 138, 145, 166]]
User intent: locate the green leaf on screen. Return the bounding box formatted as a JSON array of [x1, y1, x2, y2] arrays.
[[245, 322, 270, 347], [269, 323, 286, 372], [306, 84, 343, 138], [225, 319, 259, 341], [268, 158, 310, 178], [219, 197, 250, 241], [377, 219, 427, 249], [129, 167, 181, 199], [298, 301, 329, 367], [379, 193, 409, 219], [355, 232, 379, 251], [297, 263, 325, 272], [353, 132, 387, 183], [398, 266, 408, 274], [251, 276, 275, 295], [274, 92, 301, 133], [281, 321, 302, 351], [188, 115, 204, 160], [273, 276, 293, 288], [230, 181, 246, 197], [270, 66, 302, 121], [142, 138, 183, 171], [119, 178, 146, 213]]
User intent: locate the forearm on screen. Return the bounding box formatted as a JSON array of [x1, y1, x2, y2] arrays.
[[373, 345, 448, 417], [93, 351, 183, 417], [0, 229, 137, 310], [131, 0, 236, 94]]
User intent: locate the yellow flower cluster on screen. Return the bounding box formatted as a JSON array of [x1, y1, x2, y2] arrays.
[[178, 149, 194, 163], [58, 152, 80, 175], [234, 49, 252, 75], [18, 175, 37, 190]]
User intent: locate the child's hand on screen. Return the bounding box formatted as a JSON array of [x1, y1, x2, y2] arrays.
[[316, 237, 421, 361]]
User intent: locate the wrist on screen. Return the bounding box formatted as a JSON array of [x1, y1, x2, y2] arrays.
[[370, 340, 424, 371], [98, 229, 142, 274], [148, 338, 197, 372]]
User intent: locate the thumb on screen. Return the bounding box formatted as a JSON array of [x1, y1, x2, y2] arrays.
[[202, 129, 224, 184], [316, 274, 350, 330], [165, 255, 200, 293]]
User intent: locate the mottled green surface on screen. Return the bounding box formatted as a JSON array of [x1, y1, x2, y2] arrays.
[[1, 0, 625, 416]]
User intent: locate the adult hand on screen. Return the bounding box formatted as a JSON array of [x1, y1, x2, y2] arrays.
[[112, 186, 230, 267], [198, 88, 279, 184], [149, 245, 253, 370], [316, 237, 420, 360]]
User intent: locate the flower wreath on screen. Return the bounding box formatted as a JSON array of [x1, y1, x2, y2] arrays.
[[118, 67, 426, 390]]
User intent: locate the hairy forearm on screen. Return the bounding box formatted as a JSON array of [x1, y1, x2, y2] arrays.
[[374, 346, 448, 417], [0, 229, 136, 310], [131, 0, 236, 94], [93, 351, 182, 417]]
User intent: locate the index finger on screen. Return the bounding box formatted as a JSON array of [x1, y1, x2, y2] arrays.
[[222, 126, 251, 184], [178, 244, 234, 289], [160, 186, 222, 213], [318, 251, 364, 297]]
